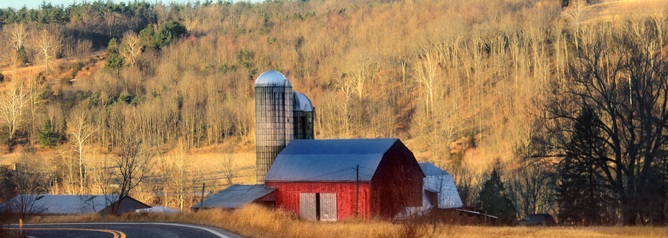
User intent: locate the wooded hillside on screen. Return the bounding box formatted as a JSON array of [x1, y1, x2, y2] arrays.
[[1, 0, 667, 221], [1, 0, 564, 165]]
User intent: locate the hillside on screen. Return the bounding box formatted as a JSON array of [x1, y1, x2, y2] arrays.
[[0, 0, 667, 209]]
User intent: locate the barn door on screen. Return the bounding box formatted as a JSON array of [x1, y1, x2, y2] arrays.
[[299, 193, 337, 221], [299, 193, 317, 221], [320, 193, 337, 221]]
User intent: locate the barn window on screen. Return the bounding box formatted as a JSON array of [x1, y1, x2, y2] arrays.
[[299, 193, 337, 221]]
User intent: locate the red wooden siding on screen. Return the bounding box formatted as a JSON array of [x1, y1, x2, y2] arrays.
[[369, 142, 424, 218], [266, 181, 372, 220], [264, 139, 424, 220]]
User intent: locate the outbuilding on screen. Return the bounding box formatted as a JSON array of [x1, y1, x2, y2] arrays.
[[396, 162, 464, 220], [0, 194, 150, 216], [264, 138, 424, 221], [419, 162, 463, 209], [191, 184, 276, 211]]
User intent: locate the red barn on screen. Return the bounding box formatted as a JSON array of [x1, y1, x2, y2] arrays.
[[264, 138, 424, 221]]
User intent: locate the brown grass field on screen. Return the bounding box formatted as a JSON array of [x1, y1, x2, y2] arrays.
[[576, 0, 668, 23], [12, 204, 667, 238]]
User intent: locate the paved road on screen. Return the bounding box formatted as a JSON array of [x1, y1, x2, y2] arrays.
[[5, 222, 243, 238]]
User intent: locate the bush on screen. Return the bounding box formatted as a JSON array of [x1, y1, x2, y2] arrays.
[[37, 120, 63, 148]]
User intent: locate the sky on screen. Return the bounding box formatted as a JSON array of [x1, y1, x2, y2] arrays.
[[1, 0, 259, 10]]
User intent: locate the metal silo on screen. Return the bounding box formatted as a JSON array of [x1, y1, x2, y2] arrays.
[[293, 92, 314, 140], [255, 70, 293, 183]]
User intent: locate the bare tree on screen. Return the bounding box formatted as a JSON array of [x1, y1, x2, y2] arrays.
[[335, 71, 355, 136], [454, 167, 477, 207], [27, 74, 47, 148], [109, 137, 150, 214], [120, 31, 142, 67], [348, 54, 377, 99], [10, 158, 50, 219], [6, 23, 28, 68], [55, 146, 81, 194], [67, 107, 97, 194], [0, 79, 29, 146], [414, 47, 438, 117], [536, 21, 668, 225], [109, 109, 151, 215], [7, 194, 45, 219], [35, 28, 63, 72], [8, 24, 28, 53], [111, 138, 150, 214], [564, 0, 585, 49], [506, 161, 556, 219], [220, 154, 235, 185], [161, 141, 194, 210]]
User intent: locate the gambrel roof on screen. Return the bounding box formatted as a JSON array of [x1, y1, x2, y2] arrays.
[[265, 138, 418, 182], [419, 162, 463, 209]]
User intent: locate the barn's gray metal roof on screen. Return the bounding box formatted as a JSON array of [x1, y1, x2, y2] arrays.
[[419, 162, 463, 209], [264, 138, 400, 182], [293, 92, 313, 112], [255, 70, 292, 87], [420, 162, 449, 177], [0, 194, 118, 214], [192, 184, 276, 209]]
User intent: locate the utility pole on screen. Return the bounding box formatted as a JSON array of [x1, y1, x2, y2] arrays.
[[355, 164, 359, 217], [199, 182, 205, 210]]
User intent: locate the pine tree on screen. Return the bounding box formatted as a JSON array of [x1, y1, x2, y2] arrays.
[[37, 119, 62, 148], [557, 107, 613, 225], [476, 167, 517, 224], [105, 38, 124, 69]]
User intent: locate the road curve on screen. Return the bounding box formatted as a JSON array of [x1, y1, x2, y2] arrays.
[[6, 222, 243, 238]]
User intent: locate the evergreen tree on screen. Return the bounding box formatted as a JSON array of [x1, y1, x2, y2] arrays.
[[105, 38, 124, 69], [139, 21, 187, 51], [157, 21, 187, 46], [557, 107, 613, 225], [0, 166, 16, 201], [16, 46, 28, 66], [139, 25, 158, 50], [476, 167, 517, 224], [37, 119, 62, 148]]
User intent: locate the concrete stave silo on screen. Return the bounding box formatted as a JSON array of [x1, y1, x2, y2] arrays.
[[293, 92, 314, 140], [255, 70, 294, 183]]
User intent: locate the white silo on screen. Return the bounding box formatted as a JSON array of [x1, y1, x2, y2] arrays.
[[255, 70, 294, 183]]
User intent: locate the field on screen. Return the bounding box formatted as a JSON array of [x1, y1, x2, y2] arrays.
[[13, 204, 667, 238], [577, 0, 668, 23], [0, 144, 258, 208]]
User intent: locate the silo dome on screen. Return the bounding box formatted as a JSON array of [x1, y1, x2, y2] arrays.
[[255, 70, 292, 87], [293, 92, 313, 112]]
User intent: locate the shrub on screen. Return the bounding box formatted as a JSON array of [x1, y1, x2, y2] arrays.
[[37, 120, 63, 148]]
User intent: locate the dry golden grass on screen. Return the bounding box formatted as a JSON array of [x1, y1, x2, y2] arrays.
[[20, 204, 668, 238], [28, 205, 405, 238], [577, 0, 668, 23], [420, 225, 668, 238], [0, 153, 21, 166], [187, 151, 256, 185]]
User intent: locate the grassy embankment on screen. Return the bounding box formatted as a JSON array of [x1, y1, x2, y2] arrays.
[[11, 204, 667, 238]]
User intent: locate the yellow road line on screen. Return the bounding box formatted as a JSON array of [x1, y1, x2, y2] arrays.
[[7, 227, 127, 238]]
